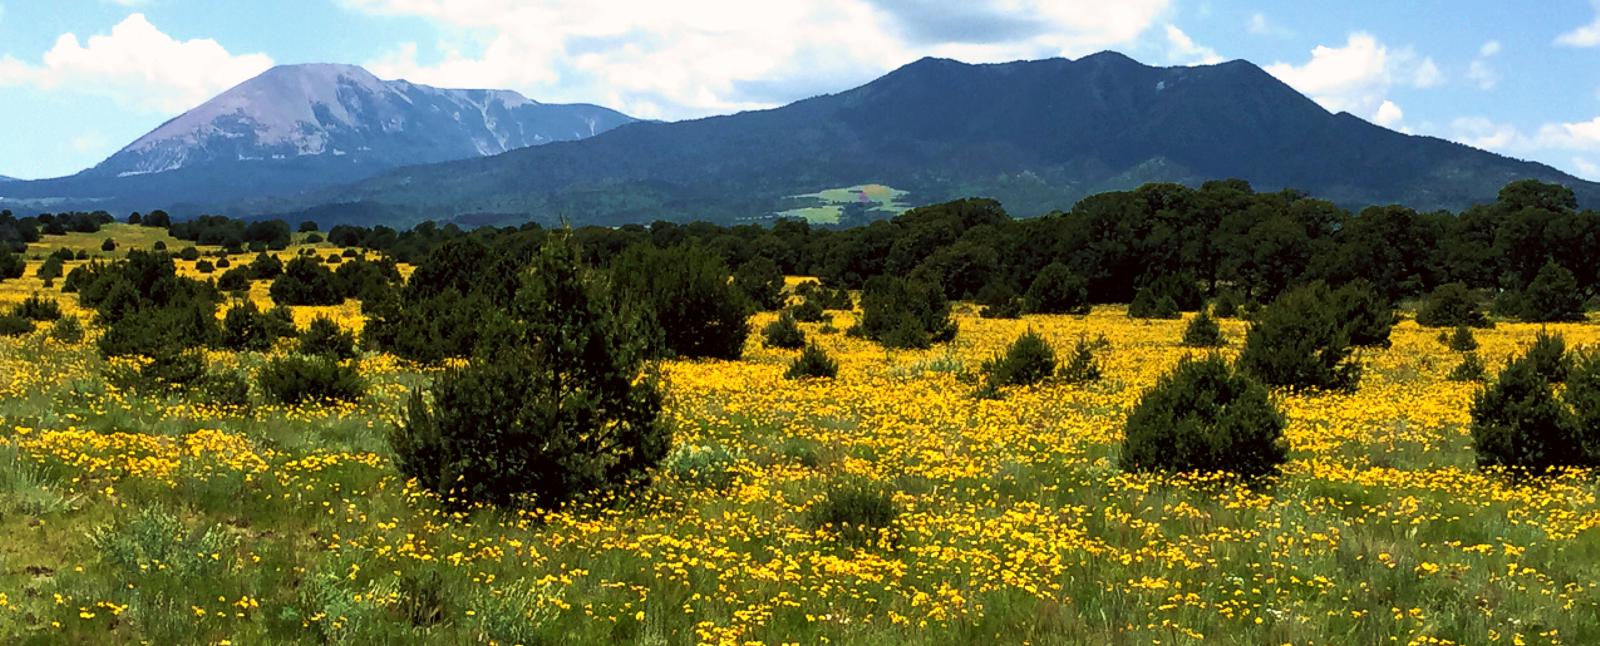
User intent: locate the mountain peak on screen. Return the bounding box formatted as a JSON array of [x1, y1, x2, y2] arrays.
[[1075, 50, 1142, 67], [90, 63, 633, 179]]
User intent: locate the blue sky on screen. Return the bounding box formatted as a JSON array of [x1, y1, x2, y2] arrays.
[[2, 1, 1600, 182]]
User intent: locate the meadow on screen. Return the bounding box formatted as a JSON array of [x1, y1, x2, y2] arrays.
[[0, 227, 1597, 644]]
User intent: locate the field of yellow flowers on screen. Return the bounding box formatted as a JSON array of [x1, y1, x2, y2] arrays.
[[1, 235, 1599, 643]]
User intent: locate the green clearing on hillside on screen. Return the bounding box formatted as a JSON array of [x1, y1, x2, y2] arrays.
[[777, 184, 909, 224]]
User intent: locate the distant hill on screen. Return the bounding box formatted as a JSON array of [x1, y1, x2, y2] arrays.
[[265, 51, 1600, 227], [0, 63, 634, 213]]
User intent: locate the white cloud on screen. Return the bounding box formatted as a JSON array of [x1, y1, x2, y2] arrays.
[[343, 0, 1171, 120], [70, 131, 109, 154], [1374, 100, 1404, 128], [1449, 116, 1522, 150], [1557, 1, 1600, 47], [1468, 60, 1498, 90], [1573, 157, 1600, 180], [1535, 116, 1600, 150], [1246, 13, 1291, 37], [1444, 115, 1600, 156], [0, 13, 272, 113], [1163, 24, 1221, 65], [1468, 40, 1500, 90], [1264, 32, 1441, 126]]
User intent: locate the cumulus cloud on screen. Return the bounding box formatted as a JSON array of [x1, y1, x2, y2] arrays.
[[1557, 1, 1600, 47], [1163, 25, 1222, 65], [1263, 32, 1441, 126], [1449, 116, 1523, 150], [1468, 40, 1500, 90], [343, 0, 1170, 120], [0, 13, 272, 113], [1574, 157, 1600, 180], [1374, 100, 1404, 128], [1444, 115, 1600, 159], [1535, 116, 1600, 151]]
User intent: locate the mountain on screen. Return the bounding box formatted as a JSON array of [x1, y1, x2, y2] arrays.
[[269, 51, 1600, 227], [0, 63, 634, 213]]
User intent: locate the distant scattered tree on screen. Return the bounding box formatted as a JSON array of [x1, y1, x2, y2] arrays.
[[249, 252, 283, 280]]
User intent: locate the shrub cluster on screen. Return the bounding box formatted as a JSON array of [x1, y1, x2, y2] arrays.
[[733, 257, 786, 311], [975, 282, 1022, 319], [219, 299, 295, 351], [853, 276, 956, 349], [1420, 283, 1491, 327], [70, 251, 221, 360], [1469, 333, 1600, 473], [785, 343, 839, 380], [1058, 337, 1104, 385], [610, 245, 751, 360], [11, 293, 62, 321], [1182, 310, 1225, 347], [1512, 262, 1586, 323], [793, 282, 852, 311], [1022, 263, 1090, 315], [762, 312, 806, 349], [1127, 287, 1179, 319], [270, 256, 343, 306], [389, 234, 668, 509], [1120, 355, 1287, 478], [805, 480, 899, 546], [982, 330, 1056, 388], [1237, 283, 1362, 391], [258, 355, 366, 405], [299, 316, 358, 360], [1333, 280, 1396, 348]]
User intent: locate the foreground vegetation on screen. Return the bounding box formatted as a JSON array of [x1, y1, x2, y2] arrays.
[[4, 182, 1600, 643], [0, 287, 1598, 643]]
